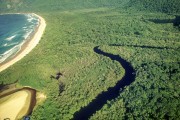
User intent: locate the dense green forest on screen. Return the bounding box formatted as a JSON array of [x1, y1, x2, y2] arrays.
[[127, 0, 180, 13], [0, 0, 179, 119], [1, 0, 180, 13]]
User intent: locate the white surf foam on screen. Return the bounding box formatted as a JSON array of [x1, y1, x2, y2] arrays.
[[3, 43, 8, 47], [0, 14, 40, 64], [23, 29, 33, 39], [23, 26, 27, 29], [26, 14, 37, 23], [0, 41, 25, 63], [0, 45, 19, 63], [3, 42, 18, 47], [5, 35, 16, 41]]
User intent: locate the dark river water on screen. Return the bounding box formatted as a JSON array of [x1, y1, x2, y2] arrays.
[[73, 46, 136, 120]]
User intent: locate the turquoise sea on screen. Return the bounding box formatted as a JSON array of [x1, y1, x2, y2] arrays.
[[0, 14, 39, 63]]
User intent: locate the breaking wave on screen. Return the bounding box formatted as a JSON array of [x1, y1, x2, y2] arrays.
[[0, 13, 39, 64], [23, 29, 34, 39], [5, 35, 17, 41], [0, 42, 24, 63]]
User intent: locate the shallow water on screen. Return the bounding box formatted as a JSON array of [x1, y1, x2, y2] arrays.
[[0, 14, 39, 63]]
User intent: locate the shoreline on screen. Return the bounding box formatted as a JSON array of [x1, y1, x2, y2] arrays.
[[0, 13, 46, 72]]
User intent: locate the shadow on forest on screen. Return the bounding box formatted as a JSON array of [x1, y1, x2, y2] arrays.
[[0, 80, 18, 91], [72, 28, 179, 119], [148, 19, 174, 24], [50, 72, 63, 80], [109, 44, 178, 50], [148, 16, 180, 29], [59, 81, 65, 96], [72, 46, 136, 120]]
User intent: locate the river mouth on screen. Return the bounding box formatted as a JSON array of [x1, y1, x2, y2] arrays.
[[0, 84, 46, 120]]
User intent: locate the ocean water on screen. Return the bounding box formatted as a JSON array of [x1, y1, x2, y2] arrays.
[[0, 14, 39, 63]]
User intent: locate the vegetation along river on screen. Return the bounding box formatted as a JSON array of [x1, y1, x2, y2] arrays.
[[73, 46, 136, 120]]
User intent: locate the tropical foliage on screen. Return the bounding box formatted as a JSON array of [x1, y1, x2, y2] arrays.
[[0, 0, 179, 119]]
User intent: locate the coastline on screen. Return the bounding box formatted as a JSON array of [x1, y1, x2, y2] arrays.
[[0, 13, 46, 72]]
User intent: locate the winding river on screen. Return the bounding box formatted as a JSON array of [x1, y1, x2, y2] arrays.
[[73, 46, 136, 120]]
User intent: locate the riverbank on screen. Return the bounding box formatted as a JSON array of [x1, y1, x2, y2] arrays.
[[0, 13, 46, 72]]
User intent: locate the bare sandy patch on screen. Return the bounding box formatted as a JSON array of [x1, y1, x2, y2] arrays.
[[0, 90, 30, 120]]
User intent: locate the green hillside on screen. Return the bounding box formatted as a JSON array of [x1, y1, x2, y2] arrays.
[[127, 0, 180, 13], [0, 0, 127, 12], [0, 0, 179, 120], [1, 0, 180, 13]]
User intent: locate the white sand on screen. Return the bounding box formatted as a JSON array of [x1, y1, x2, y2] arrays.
[[0, 13, 46, 72], [0, 91, 29, 120]]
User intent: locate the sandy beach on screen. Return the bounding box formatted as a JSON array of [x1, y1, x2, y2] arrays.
[[0, 13, 46, 72]]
